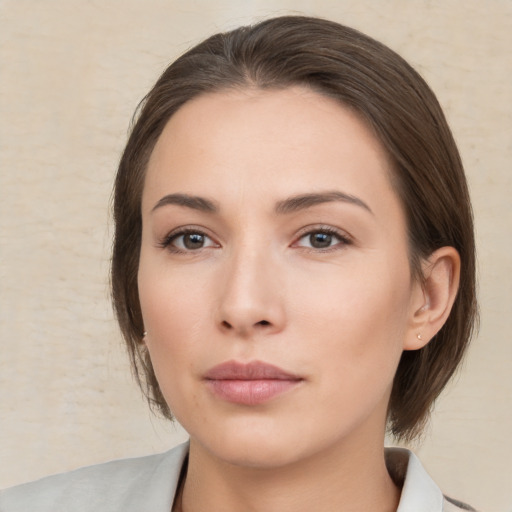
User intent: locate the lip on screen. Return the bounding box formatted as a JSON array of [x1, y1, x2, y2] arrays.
[[204, 360, 303, 405]]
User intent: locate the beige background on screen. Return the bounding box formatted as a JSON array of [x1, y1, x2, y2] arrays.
[[0, 1, 510, 511]]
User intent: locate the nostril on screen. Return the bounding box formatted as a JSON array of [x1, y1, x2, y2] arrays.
[[219, 319, 272, 332]]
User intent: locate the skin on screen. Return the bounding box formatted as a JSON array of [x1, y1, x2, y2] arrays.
[[138, 87, 460, 512]]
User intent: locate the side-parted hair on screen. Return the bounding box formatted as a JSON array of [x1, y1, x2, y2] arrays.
[[112, 16, 477, 441]]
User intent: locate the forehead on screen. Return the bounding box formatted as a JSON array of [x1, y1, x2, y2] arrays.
[[143, 86, 400, 219]]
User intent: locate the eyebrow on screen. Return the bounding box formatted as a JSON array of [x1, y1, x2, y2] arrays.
[[151, 193, 218, 213], [150, 190, 372, 216], [275, 191, 373, 215]]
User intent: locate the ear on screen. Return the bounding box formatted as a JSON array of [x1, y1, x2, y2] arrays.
[[404, 246, 461, 350]]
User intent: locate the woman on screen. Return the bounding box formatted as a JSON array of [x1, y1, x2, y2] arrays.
[[0, 15, 477, 512]]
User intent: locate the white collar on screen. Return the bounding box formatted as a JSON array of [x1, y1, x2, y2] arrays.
[[385, 447, 445, 511], [172, 444, 449, 511]]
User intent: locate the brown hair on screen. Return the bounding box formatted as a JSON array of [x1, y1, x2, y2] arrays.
[[112, 15, 477, 441]]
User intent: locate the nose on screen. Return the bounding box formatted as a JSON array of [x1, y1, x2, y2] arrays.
[[216, 247, 286, 338]]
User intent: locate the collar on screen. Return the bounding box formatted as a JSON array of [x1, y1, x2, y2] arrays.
[[166, 444, 447, 511], [385, 447, 444, 511]]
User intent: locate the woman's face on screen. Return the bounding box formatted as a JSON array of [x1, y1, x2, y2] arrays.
[[138, 87, 424, 468]]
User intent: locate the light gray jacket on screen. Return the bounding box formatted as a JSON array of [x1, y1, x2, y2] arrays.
[[0, 442, 475, 511]]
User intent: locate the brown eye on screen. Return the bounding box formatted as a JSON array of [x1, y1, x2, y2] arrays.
[[294, 228, 351, 251], [309, 232, 333, 249], [183, 233, 206, 249], [165, 230, 217, 252]]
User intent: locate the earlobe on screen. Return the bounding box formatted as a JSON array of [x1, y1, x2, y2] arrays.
[[404, 247, 460, 351]]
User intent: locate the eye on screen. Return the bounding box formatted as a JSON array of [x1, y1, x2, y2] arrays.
[[294, 228, 351, 250], [161, 229, 218, 252]]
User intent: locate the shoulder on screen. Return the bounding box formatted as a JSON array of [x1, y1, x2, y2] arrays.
[[0, 442, 189, 512]]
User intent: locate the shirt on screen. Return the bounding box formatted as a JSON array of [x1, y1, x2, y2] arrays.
[[0, 442, 475, 511]]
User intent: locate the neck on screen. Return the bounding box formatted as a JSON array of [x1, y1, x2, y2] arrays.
[[179, 434, 400, 512]]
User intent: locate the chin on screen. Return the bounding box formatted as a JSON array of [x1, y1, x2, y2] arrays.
[[186, 414, 352, 472], [185, 416, 308, 469]]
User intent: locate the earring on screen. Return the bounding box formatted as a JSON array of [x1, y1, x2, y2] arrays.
[[417, 333, 423, 340], [142, 331, 147, 338]]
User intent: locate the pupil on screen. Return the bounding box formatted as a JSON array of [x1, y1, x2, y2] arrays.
[[184, 233, 204, 249], [310, 233, 331, 248]]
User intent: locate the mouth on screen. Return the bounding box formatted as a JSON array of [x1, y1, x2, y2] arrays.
[[203, 360, 303, 405]]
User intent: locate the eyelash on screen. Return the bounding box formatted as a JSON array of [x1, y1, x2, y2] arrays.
[[158, 226, 352, 254]]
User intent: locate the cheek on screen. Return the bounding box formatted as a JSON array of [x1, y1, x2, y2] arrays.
[[138, 258, 196, 361], [288, 279, 407, 438], [137, 257, 223, 396], [291, 259, 411, 379], [139, 292, 200, 417]]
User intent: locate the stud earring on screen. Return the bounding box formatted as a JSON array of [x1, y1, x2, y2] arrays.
[[142, 331, 147, 338], [417, 333, 423, 340]]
